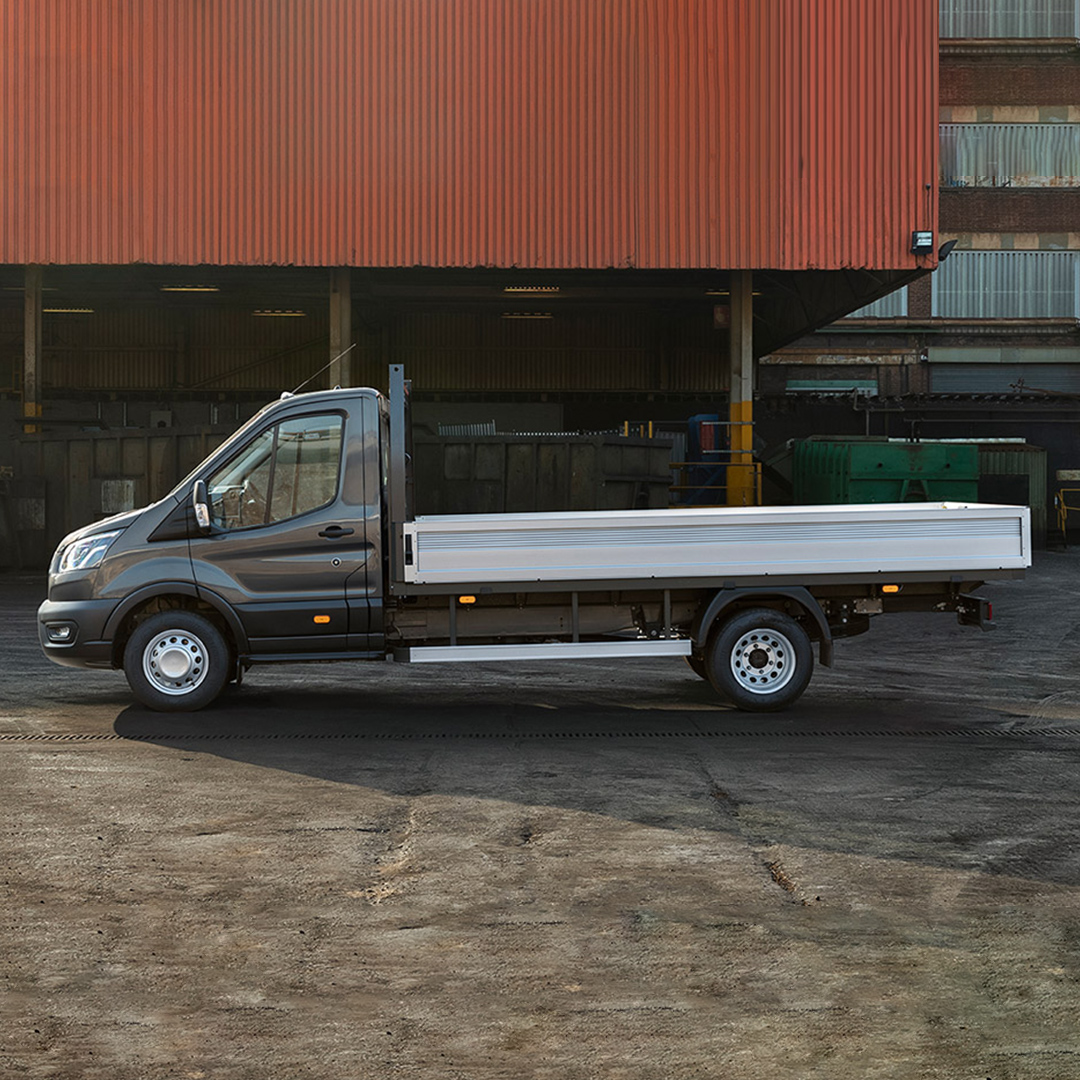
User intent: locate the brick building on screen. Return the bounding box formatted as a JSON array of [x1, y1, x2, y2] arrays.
[[764, 0, 1080, 499]]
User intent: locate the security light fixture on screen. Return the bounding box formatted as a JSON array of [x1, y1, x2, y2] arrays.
[[910, 230, 934, 254], [160, 285, 220, 292], [503, 285, 560, 294], [43, 307, 94, 313], [252, 309, 307, 317], [501, 312, 554, 319]]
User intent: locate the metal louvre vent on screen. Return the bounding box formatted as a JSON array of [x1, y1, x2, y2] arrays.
[[417, 519, 1022, 551]]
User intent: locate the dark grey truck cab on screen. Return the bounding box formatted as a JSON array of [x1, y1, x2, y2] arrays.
[[39, 387, 388, 709]]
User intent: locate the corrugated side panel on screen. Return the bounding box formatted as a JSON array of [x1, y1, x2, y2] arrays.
[[941, 124, 1080, 187], [930, 364, 1080, 394], [0, 0, 937, 271], [931, 252, 1080, 318], [940, 0, 1078, 39]]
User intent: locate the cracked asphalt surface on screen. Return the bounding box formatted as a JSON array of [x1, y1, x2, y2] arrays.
[[2, 554, 1080, 1078]]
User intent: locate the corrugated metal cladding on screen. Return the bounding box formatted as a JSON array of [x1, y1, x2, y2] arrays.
[[0, 0, 937, 271], [930, 364, 1080, 394]]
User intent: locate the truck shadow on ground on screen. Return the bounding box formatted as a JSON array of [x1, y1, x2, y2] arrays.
[[111, 667, 1080, 889]]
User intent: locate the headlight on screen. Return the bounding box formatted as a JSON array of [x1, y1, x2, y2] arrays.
[[57, 530, 123, 573]]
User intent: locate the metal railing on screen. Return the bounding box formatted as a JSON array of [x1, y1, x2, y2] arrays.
[[669, 458, 762, 507]]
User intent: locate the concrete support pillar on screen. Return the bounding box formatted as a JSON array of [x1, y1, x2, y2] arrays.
[[23, 265, 42, 434], [328, 267, 353, 387], [727, 270, 755, 506]]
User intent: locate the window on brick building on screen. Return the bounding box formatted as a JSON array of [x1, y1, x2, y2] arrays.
[[941, 0, 1079, 39], [931, 251, 1080, 317], [941, 124, 1080, 187]]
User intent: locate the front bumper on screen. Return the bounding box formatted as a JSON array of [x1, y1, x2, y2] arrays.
[[38, 598, 120, 669]]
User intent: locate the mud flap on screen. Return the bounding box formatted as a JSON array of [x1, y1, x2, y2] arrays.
[[957, 594, 994, 632]]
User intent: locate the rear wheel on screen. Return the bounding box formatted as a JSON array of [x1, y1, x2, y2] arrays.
[[123, 611, 230, 712], [706, 608, 813, 712]]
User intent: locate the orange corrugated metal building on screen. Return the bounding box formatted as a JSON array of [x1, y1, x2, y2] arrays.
[[0, 0, 938, 272]]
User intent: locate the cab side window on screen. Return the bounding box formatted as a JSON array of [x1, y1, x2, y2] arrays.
[[208, 414, 344, 530]]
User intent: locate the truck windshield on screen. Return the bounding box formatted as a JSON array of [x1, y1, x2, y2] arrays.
[[167, 402, 278, 500]]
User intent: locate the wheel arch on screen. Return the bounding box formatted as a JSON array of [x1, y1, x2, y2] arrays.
[[691, 586, 834, 667], [104, 582, 248, 667]]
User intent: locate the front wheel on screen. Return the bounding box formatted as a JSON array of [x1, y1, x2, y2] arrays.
[[123, 611, 230, 712], [706, 608, 813, 712]]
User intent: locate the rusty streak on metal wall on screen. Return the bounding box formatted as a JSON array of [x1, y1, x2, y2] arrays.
[[0, 0, 937, 271]]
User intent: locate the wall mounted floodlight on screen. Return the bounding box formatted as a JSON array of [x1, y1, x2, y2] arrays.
[[910, 230, 934, 254], [938, 240, 958, 261]]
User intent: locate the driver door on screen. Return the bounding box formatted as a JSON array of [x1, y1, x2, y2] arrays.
[[190, 410, 363, 654]]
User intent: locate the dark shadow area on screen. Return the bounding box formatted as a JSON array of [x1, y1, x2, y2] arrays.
[[110, 666, 1080, 888]]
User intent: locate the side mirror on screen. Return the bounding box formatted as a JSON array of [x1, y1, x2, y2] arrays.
[[192, 480, 211, 533]]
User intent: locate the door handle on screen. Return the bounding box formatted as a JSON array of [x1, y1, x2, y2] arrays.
[[318, 525, 355, 539]]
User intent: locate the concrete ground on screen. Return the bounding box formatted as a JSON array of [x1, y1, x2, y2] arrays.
[[2, 556, 1079, 1079]]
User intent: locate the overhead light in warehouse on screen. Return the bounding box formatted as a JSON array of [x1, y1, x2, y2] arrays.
[[43, 307, 93, 313], [161, 285, 220, 292], [705, 289, 729, 296], [501, 312, 554, 319], [252, 309, 307, 317], [503, 285, 560, 294]]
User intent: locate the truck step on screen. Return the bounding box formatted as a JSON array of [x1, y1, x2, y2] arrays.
[[400, 639, 692, 664]]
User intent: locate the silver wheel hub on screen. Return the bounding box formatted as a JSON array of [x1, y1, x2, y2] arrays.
[[144, 629, 208, 696], [730, 627, 796, 695]]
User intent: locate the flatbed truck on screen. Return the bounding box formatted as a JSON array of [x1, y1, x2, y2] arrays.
[[38, 366, 1031, 712]]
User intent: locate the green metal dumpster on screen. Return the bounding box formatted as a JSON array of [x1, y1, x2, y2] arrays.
[[793, 437, 980, 505]]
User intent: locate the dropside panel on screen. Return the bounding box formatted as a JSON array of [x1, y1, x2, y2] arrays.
[[401, 503, 1030, 586]]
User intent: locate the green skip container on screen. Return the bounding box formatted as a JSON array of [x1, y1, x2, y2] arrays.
[[793, 437, 979, 505]]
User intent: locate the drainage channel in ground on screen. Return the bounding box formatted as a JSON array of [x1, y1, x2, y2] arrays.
[[2, 725, 1079, 742]]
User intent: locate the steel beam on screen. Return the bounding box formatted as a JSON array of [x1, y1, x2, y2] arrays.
[[23, 265, 42, 434], [728, 270, 755, 506], [328, 267, 353, 387]]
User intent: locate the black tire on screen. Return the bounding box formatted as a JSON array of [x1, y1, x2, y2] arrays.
[[705, 608, 813, 712], [123, 611, 230, 712], [685, 653, 710, 681]]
